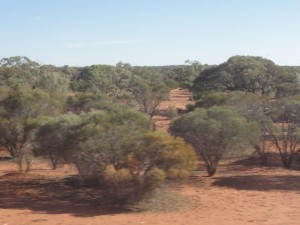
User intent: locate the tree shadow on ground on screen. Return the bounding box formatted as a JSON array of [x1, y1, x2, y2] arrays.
[[222, 153, 300, 173], [0, 173, 129, 217], [212, 174, 300, 191], [231, 153, 279, 166]]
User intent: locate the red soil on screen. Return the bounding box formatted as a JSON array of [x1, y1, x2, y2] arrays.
[[0, 159, 300, 225], [153, 88, 194, 131]]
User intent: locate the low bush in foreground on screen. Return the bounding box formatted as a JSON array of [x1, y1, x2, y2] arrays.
[[36, 107, 196, 203]]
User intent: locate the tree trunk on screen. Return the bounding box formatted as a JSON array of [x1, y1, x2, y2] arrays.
[[253, 144, 268, 165], [201, 153, 220, 177], [206, 163, 217, 177], [50, 154, 58, 170], [7, 146, 16, 158], [52, 162, 57, 170], [281, 154, 293, 168], [148, 117, 156, 131]]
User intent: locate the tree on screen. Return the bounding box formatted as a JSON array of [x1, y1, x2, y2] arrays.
[[71, 65, 129, 97], [36, 108, 196, 202], [34, 114, 80, 169], [192, 56, 295, 98], [169, 60, 208, 90], [130, 76, 170, 128], [266, 97, 300, 167], [0, 63, 38, 88], [170, 106, 260, 176], [35, 71, 70, 106], [0, 86, 61, 173], [0, 56, 39, 67], [66, 92, 114, 113], [227, 93, 300, 168], [189, 91, 276, 165], [192, 92, 226, 110], [224, 92, 273, 165]]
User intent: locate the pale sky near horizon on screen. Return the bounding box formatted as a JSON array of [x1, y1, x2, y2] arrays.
[[1, 0, 300, 66]]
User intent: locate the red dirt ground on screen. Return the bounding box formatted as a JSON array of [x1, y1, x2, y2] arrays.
[[0, 159, 300, 225], [153, 88, 194, 131]]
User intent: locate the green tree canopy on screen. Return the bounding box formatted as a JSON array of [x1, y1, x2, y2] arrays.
[[0, 85, 62, 172], [130, 75, 170, 127], [193, 56, 296, 98], [266, 97, 300, 167], [170, 106, 260, 176], [36, 107, 196, 202]]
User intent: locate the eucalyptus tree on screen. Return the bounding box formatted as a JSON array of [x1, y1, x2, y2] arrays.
[[130, 75, 170, 128], [36, 107, 196, 202], [170, 106, 260, 176], [0, 85, 62, 173], [193, 56, 296, 98], [172, 60, 205, 90], [266, 97, 300, 167]]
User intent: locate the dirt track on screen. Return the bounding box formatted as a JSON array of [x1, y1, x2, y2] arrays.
[[153, 88, 194, 131]]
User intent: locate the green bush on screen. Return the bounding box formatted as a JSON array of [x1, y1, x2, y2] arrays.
[[36, 108, 197, 203], [104, 165, 133, 186], [144, 168, 166, 190]]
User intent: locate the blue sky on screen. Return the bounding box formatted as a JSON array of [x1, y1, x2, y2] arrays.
[[1, 0, 300, 66]]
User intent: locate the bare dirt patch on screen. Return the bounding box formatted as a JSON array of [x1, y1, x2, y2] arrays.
[[0, 156, 300, 225], [153, 88, 194, 131]]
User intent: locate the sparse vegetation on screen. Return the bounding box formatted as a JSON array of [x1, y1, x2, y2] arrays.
[[1, 54, 300, 210], [35, 107, 196, 202]]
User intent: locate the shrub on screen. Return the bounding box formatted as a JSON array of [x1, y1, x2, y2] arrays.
[[144, 168, 166, 190], [104, 165, 133, 186], [36, 108, 197, 203]]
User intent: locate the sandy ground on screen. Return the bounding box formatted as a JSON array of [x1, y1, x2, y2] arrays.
[[0, 159, 300, 225], [153, 88, 194, 131], [1, 89, 300, 225]]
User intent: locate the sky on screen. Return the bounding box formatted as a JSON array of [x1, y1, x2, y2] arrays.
[[1, 0, 300, 66]]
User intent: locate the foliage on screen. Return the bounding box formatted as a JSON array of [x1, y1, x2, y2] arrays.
[[192, 56, 296, 98], [171, 60, 207, 90], [0, 56, 39, 67], [277, 66, 300, 98], [36, 108, 196, 202], [222, 92, 275, 164], [193, 92, 226, 109], [130, 75, 170, 127], [0, 85, 61, 173], [35, 71, 70, 105], [34, 114, 80, 169], [70, 64, 132, 99], [225, 93, 300, 167], [66, 92, 115, 113], [266, 97, 300, 167], [170, 106, 260, 176]]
